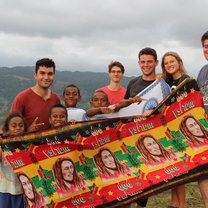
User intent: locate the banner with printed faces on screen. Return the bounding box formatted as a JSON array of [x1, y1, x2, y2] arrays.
[[1, 78, 208, 208]]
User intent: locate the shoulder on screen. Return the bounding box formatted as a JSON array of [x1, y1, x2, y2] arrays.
[[180, 74, 190, 82], [201, 63, 208, 71], [51, 91, 60, 100], [183, 74, 190, 78], [67, 107, 85, 113], [198, 64, 208, 78], [75, 108, 86, 112], [197, 64, 208, 86], [14, 88, 33, 99], [96, 86, 108, 92], [120, 86, 126, 91], [127, 76, 142, 85]]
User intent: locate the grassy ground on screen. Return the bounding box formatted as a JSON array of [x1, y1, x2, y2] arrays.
[[146, 182, 204, 208]]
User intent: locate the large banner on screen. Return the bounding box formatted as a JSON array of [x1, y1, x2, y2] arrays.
[[1, 78, 208, 208]]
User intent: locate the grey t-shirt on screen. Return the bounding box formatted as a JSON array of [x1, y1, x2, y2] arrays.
[[124, 76, 155, 99], [197, 64, 208, 114]]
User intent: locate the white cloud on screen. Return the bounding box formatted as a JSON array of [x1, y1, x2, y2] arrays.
[[0, 0, 207, 78]]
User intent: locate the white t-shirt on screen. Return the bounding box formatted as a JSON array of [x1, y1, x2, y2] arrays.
[[66, 107, 86, 121]]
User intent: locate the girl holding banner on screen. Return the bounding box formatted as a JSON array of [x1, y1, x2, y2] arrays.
[[161, 51, 190, 208], [0, 112, 27, 208]]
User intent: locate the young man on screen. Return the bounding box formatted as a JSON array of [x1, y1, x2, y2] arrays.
[[125, 47, 158, 99], [10, 58, 60, 131], [96, 61, 126, 105], [197, 30, 208, 208], [124, 47, 159, 208]]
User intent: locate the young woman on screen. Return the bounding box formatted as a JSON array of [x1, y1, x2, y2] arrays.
[[161, 51, 189, 91], [0, 112, 27, 208], [161, 51, 189, 208]]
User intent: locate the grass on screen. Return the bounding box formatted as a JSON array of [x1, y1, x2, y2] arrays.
[[147, 182, 204, 208]]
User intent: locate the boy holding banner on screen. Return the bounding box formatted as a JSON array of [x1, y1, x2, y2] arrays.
[[124, 47, 159, 208]]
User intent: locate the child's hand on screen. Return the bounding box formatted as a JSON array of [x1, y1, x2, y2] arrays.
[[108, 104, 116, 110], [28, 117, 44, 132], [69, 120, 76, 125], [100, 107, 114, 114]]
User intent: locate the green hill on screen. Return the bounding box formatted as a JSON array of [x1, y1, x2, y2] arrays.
[[0, 66, 133, 123]]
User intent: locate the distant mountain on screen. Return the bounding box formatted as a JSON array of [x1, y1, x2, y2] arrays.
[[0, 66, 134, 123]]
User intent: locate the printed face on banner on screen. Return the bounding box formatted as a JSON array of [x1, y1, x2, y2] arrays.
[[185, 117, 204, 137], [143, 136, 162, 156], [19, 174, 35, 201], [17, 172, 45, 208], [52, 157, 87, 197], [179, 114, 208, 148], [101, 149, 117, 169], [136, 134, 177, 166], [61, 160, 74, 182], [94, 147, 132, 182]]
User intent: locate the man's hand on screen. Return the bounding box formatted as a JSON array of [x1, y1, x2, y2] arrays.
[[129, 96, 147, 104]]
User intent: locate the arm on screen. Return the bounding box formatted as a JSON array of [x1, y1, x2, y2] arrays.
[[86, 107, 114, 117], [114, 96, 146, 112]]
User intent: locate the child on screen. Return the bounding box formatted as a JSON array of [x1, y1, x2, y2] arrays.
[[49, 104, 68, 128], [63, 84, 86, 122], [0, 112, 27, 208], [86, 90, 111, 118], [86, 90, 144, 119]]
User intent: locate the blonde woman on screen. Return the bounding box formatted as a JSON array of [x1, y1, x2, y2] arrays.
[[161, 51, 189, 208], [161, 51, 189, 92]]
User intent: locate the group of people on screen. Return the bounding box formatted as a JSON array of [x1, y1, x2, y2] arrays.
[[0, 30, 207, 208]]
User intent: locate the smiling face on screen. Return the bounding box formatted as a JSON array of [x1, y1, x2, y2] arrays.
[[109, 66, 124, 83], [49, 107, 67, 127], [61, 160, 74, 183], [139, 54, 158, 78], [34, 66, 54, 89], [101, 150, 116, 169], [186, 117, 204, 137], [163, 55, 181, 79], [19, 175, 35, 201], [7, 116, 25, 135], [63, 86, 81, 107], [90, 91, 109, 108], [143, 136, 162, 156]]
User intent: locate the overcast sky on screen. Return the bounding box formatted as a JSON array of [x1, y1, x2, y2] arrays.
[[0, 0, 207, 78]]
